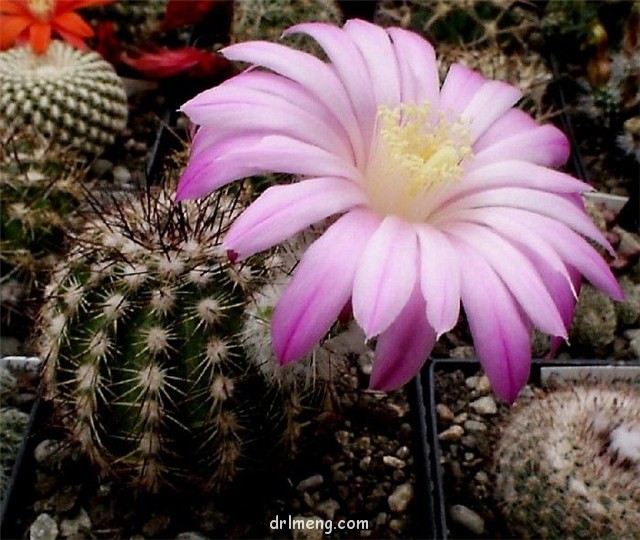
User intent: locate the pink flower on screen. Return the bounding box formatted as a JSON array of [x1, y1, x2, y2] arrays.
[[176, 19, 623, 402]]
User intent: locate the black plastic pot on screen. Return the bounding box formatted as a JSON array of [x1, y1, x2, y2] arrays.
[[411, 358, 639, 539]]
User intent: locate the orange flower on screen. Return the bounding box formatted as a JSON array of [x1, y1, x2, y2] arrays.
[[0, 0, 112, 54]]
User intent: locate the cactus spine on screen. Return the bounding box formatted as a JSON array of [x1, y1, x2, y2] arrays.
[[494, 384, 640, 539], [38, 188, 304, 492]]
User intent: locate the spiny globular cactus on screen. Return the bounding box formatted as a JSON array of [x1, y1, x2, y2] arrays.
[[0, 41, 127, 155], [0, 132, 87, 330], [38, 186, 305, 492], [494, 383, 640, 539]]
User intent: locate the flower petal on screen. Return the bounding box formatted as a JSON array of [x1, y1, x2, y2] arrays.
[[473, 109, 537, 151], [455, 240, 532, 403], [443, 221, 567, 337], [53, 11, 93, 37], [284, 22, 377, 149], [221, 40, 366, 168], [223, 177, 367, 259], [436, 187, 612, 254], [272, 209, 381, 363], [30, 21, 51, 54], [0, 15, 31, 49], [416, 225, 460, 337], [439, 63, 485, 115], [497, 208, 623, 301], [370, 282, 436, 390], [472, 124, 570, 168], [176, 134, 362, 200], [343, 19, 401, 108], [386, 26, 439, 107], [352, 215, 418, 338], [461, 80, 522, 142], [182, 102, 352, 161]]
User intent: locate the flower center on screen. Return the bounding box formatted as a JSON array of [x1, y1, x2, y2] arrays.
[[27, 0, 55, 20], [365, 102, 473, 222]]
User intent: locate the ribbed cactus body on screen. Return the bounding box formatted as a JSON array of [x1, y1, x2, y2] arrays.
[[495, 384, 640, 539], [0, 42, 127, 155], [39, 189, 301, 492]]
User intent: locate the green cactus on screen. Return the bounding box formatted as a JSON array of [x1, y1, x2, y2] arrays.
[[0, 133, 88, 331], [231, 0, 343, 53], [375, 0, 539, 49], [0, 41, 128, 156], [494, 383, 640, 539], [37, 187, 306, 492]]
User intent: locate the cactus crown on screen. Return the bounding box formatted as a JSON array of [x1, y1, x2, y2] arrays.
[[38, 185, 303, 492], [494, 382, 640, 539], [0, 41, 127, 155]]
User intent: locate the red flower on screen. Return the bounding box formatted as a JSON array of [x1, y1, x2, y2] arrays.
[[120, 47, 230, 79], [0, 0, 111, 54], [160, 0, 218, 31]]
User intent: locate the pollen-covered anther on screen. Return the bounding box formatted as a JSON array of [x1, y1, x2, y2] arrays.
[[102, 293, 128, 321], [206, 337, 229, 365], [367, 102, 473, 220], [138, 364, 166, 393], [145, 327, 171, 355], [150, 287, 175, 315], [197, 297, 222, 325], [210, 375, 234, 402]]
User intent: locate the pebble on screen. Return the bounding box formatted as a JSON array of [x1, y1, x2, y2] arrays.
[[389, 518, 406, 533], [474, 471, 489, 485], [175, 533, 210, 540], [436, 403, 454, 422], [335, 431, 350, 446], [91, 159, 113, 176], [30, 513, 58, 540], [359, 456, 371, 471], [353, 436, 371, 452], [465, 376, 479, 389], [396, 445, 410, 460], [375, 512, 388, 526], [463, 420, 487, 433], [357, 354, 373, 375], [626, 329, 640, 358], [34, 439, 71, 464], [59, 508, 91, 537], [332, 470, 348, 483], [453, 412, 468, 424], [291, 515, 324, 540], [438, 425, 464, 441], [449, 504, 485, 535], [315, 499, 340, 520], [297, 474, 324, 492], [387, 483, 413, 513], [476, 375, 491, 393], [383, 456, 406, 469], [112, 165, 132, 184], [469, 396, 497, 415]]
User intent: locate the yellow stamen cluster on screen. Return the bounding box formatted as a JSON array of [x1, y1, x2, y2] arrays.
[[367, 102, 473, 221]]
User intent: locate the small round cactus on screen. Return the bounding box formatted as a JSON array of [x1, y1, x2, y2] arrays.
[[38, 187, 306, 492], [0, 41, 128, 155], [495, 383, 640, 539]]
